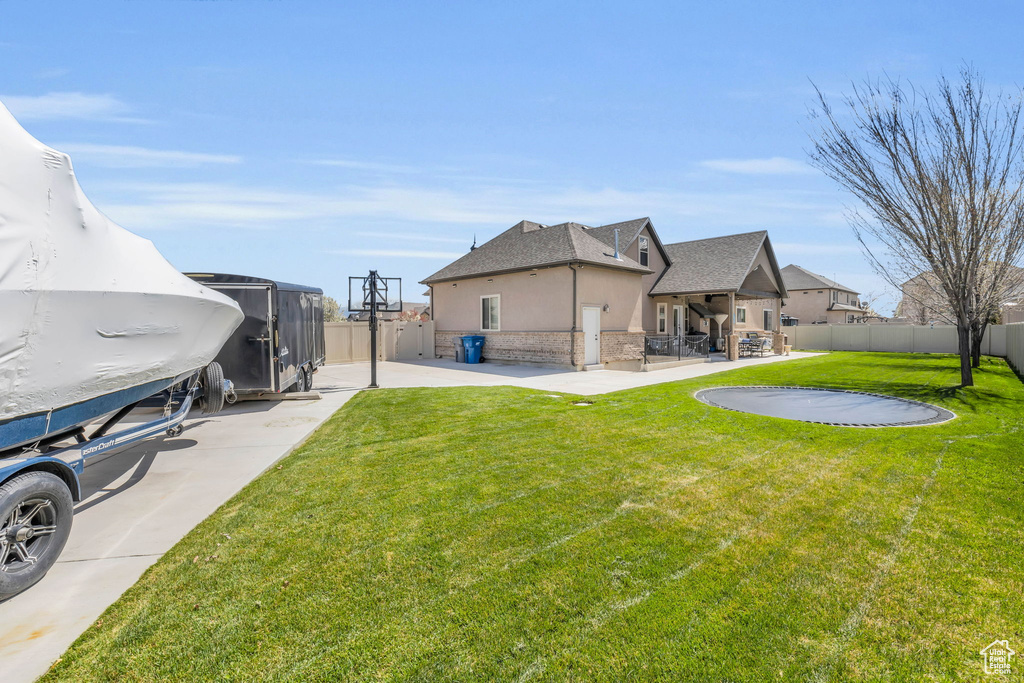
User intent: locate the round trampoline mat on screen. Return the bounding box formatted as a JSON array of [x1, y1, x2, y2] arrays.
[[694, 386, 956, 427]]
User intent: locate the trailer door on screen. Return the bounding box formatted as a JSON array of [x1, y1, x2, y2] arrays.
[[207, 285, 276, 393]]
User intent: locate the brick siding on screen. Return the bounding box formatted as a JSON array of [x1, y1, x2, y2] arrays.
[[435, 330, 645, 367]]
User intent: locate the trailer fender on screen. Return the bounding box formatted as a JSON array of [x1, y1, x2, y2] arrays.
[[0, 457, 81, 501]]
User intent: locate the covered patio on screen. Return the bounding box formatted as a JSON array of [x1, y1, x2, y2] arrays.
[[647, 231, 789, 360]]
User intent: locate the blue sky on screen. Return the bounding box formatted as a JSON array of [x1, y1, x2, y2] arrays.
[[3, 1, 1021, 313]]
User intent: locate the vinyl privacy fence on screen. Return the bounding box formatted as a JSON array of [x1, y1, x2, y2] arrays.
[[786, 324, 1011, 357], [1007, 323, 1024, 376], [325, 321, 435, 364]]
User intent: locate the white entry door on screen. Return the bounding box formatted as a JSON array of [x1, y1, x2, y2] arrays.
[[582, 306, 601, 365], [673, 305, 684, 335]]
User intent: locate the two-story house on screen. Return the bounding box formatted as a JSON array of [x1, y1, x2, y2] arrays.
[[421, 218, 788, 369], [780, 265, 863, 325]]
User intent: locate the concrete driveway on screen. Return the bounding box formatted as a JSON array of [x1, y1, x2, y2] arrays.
[[0, 380, 359, 682], [0, 351, 817, 681]]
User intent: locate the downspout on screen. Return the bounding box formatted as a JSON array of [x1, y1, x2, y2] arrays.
[[568, 263, 577, 367], [428, 285, 435, 357]]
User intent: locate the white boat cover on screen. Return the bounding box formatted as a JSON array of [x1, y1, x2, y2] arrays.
[[0, 101, 244, 421]]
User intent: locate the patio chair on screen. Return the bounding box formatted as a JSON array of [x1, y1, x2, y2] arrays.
[[737, 336, 754, 358]]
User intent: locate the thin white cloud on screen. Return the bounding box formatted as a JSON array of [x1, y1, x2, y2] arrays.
[[90, 179, 844, 236], [57, 143, 241, 168], [36, 67, 69, 79], [341, 249, 465, 259], [353, 231, 468, 244], [699, 157, 813, 175], [309, 159, 421, 174], [1, 92, 147, 123]]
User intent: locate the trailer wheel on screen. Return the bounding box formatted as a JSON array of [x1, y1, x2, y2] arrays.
[[0, 472, 74, 601], [200, 362, 226, 415], [291, 365, 308, 393], [305, 365, 314, 390]]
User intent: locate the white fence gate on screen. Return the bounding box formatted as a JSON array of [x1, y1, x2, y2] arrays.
[[324, 321, 435, 364], [786, 324, 1009, 357]]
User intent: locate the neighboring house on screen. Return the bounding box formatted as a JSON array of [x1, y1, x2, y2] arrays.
[[897, 266, 1024, 324], [421, 218, 787, 369], [781, 264, 863, 324]]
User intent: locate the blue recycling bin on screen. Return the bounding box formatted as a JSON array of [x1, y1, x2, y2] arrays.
[[462, 335, 485, 364]]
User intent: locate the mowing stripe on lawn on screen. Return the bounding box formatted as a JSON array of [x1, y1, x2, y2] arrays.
[[810, 447, 947, 682], [515, 433, 900, 680]]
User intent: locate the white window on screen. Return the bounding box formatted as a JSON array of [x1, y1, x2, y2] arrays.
[[657, 302, 667, 333], [481, 295, 500, 331], [639, 236, 649, 267], [736, 307, 747, 323]]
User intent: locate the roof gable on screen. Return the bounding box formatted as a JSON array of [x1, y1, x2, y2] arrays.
[[650, 230, 787, 296], [584, 217, 672, 266], [420, 220, 651, 284], [782, 264, 859, 294]]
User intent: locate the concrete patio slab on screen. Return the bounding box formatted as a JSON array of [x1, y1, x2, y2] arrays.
[[315, 351, 823, 396]]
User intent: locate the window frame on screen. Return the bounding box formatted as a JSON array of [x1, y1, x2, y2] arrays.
[[481, 294, 500, 331], [638, 236, 649, 267], [735, 306, 747, 324], [657, 302, 667, 333]]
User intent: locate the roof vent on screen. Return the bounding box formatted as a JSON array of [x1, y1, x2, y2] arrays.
[[613, 229, 621, 260]]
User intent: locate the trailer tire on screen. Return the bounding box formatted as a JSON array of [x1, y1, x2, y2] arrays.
[[291, 365, 308, 393], [305, 364, 314, 390], [200, 362, 226, 415], [0, 472, 74, 601]]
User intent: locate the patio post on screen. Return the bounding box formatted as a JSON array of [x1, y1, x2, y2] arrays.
[[729, 292, 735, 336], [727, 292, 738, 361], [773, 296, 785, 355]]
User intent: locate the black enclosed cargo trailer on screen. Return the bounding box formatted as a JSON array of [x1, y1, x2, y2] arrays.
[[185, 273, 325, 394]]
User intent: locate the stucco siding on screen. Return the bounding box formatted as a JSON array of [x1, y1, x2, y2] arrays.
[[783, 288, 863, 325], [746, 247, 783, 292], [783, 289, 831, 324], [624, 226, 669, 331], [431, 267, 572, 332], [575, 265, 645, 332]]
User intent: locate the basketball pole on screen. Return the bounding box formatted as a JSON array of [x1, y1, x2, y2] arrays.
[[368, 269, 378, 388]]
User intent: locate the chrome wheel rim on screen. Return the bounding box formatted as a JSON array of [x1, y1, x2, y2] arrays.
[[0, 497, 59, 574]]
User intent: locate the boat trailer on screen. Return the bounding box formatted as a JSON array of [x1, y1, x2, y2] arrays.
[[0, 365, 230, 600]]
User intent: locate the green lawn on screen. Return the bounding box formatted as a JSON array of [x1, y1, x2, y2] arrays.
[[44, 353, 1024, 682]]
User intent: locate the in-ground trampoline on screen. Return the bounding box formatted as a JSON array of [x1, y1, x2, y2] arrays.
[[694, 386, 956, 427]]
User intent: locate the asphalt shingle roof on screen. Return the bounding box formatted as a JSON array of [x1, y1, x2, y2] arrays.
[[782, 264, 859, 294], [420, 220, 651, 284], [583, 218, 651, 251], [649, 231, 772, 295]]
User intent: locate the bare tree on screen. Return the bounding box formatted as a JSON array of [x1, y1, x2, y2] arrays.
[[809, 68, 1024, 386]]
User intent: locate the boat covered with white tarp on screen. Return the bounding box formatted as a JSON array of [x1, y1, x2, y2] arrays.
[[0, 100, 243, 451]]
